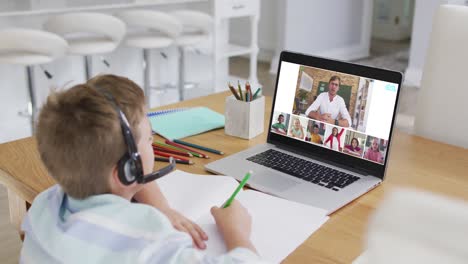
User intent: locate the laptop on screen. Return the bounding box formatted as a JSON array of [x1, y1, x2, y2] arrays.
[[205, 51, 402, 214]]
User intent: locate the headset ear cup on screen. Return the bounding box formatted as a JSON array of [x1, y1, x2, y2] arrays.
[[117, 153, 136, 185]]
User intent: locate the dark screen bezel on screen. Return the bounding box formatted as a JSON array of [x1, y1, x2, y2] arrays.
[[267, 51, 403, 179]]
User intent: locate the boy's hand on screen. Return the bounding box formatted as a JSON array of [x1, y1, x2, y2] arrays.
[[163, 208, 208, 249], [211, 200, 256, 253]]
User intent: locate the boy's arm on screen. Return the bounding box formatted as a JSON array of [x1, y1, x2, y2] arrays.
[[141, 200, 261, 264], [134, 183, 208, 249], [134, 181, 170, 210]]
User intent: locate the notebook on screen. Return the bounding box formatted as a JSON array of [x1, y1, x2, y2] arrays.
[[147, 108, 189, 118], [148, 107, 225, 140], [156, 170, 329, 263]]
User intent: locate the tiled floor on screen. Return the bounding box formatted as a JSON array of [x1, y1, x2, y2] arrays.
[[0, 39, 419, 262]]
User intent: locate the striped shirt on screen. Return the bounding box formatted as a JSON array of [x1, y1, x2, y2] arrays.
[[20, 185, 262, 264]]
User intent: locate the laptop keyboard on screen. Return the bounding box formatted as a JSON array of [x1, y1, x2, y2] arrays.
[[246, 149, 360, 191]]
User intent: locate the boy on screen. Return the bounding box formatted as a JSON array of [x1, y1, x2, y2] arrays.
[[21, 75, 261, 263], [271, 114, 287, 135]]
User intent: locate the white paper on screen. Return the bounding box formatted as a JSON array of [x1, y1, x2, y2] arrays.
[[156, 170, 329, 263], [156, 170, 238, 220]]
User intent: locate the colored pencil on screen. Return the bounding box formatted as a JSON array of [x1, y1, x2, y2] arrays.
[[153, 150, 191, 162], [246, 81, 253, 101], [222, 171, 251, 208], [173, 139, 224, 155], [154, 157, 193, 165], [164, 140, 208, 158], [152, 144, 193, 157], [153, 141, 205, 158], [237, 80, 243, 101], [228, 82, 240, 100], [252, 88, 261, 99], [153, 147, 192, 158], [165, 140, 210, 159], [153, 141, 193, 153]]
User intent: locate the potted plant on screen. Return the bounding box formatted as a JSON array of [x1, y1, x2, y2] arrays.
[[298, 89, 309, 103]]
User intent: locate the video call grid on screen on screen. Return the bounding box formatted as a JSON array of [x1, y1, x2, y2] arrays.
[[270, 62, 398, 165]]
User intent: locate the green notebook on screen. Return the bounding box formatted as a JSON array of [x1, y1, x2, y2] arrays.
[[149, 107, 225, 140]]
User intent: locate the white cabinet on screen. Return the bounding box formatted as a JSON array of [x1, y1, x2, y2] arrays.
[[213, 0, 260, 91]]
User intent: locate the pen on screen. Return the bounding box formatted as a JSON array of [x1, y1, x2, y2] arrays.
[[222, 171, 252, 208]]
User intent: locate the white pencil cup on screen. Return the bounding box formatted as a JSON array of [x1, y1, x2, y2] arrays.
[[225, 95, 265, 139]]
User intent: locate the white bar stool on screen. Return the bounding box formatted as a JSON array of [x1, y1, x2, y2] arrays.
[[116, 10, 182, 107], [0, 28, 68, 132], [171, 10, 213, 101], [44, 12, 126, 80]]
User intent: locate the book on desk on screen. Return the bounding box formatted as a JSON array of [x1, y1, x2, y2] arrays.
[[148, 107, 225, 140]]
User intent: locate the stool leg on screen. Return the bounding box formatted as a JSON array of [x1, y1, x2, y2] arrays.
[[26, 66, 37, 133], [177, 46, 185, 101], [84, 55, 92, 80], [143, 49, 151, 107]]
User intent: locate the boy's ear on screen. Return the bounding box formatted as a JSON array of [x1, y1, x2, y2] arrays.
[[109, 165, 126, 193]]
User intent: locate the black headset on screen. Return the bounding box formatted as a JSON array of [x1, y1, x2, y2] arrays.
[[96, 89, 175, 185]]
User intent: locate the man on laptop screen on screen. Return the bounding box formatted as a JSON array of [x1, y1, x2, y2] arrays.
[[305, 76, 352, 127]]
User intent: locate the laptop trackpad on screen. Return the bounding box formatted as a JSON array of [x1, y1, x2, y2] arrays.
[[249, 170, 299, 192]]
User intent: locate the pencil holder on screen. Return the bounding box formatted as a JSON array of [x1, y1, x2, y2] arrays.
[[225, 95, 265, 139]]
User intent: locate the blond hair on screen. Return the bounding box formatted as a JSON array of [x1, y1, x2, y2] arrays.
[[36, 75, 145, 199]]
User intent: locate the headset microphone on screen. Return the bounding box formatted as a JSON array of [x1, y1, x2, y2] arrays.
[[139, 157, 176, 183]]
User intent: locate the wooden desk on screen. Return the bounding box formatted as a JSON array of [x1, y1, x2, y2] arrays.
[[1, 91, 468, 263]]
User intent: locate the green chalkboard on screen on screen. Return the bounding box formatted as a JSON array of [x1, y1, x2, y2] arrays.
[[317, 81, 352, 110]]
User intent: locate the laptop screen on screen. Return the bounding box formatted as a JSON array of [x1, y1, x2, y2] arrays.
[[268, 54, 401, 176]]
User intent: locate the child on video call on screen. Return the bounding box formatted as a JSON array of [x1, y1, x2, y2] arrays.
[[20, 75, 263, 263], [271, 114, 288, 135], [343, 137, 363, 157], [364, 137, 384, 163], [324, 127, 345, 151], [305, 123, 323, 144], [290, 118, 305, 139]]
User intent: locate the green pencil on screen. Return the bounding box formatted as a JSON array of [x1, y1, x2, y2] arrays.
[[222, 171, 252, 208], [237, 81, 243, 101], [252, 88, 262, 99], [173, 139, 224, 155]]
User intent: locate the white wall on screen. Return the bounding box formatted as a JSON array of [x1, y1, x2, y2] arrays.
[[283, 0, 364, 54], [270, 0, 373, 73], [405, 0, 442, 86]]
